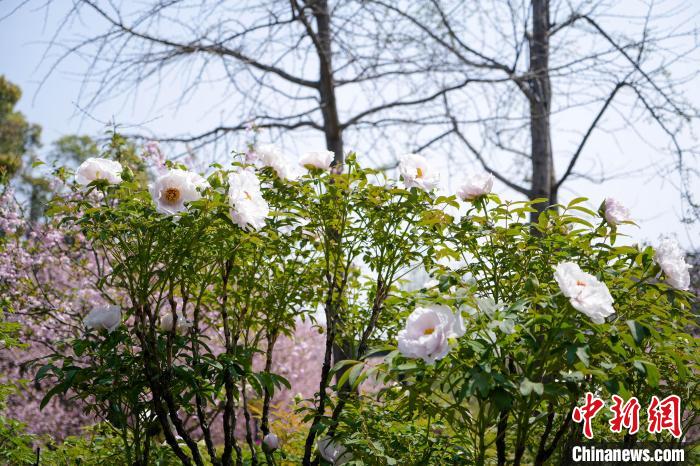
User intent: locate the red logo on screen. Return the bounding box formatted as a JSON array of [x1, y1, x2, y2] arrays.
[[572, 392, 605, 439], [648, 395, 682, 438], [609, 395, 641, 435], [571, 393, 682, 439]]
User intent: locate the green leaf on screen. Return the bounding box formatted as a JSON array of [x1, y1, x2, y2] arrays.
[[348, 363, 366, 389], [35, 364, 57, 382], [567, 344, 590, 368], [562, 217, 594, 228], [72, 339, 89, 357], [332, 359, 361, 375], [568, 205, 598, 217], [524, 275, 539, 293], [626, 320, 650, 345], [395, 362, 418, 371], [40, 384, 66, 410], [336, 361, 361, 389], [560, 370, 584, 382], [568, 197, 588, 206], [634, 360, 660, 388], [254, 372, 274, 395], [472, 371, 492, 397], [271, 373, 292, 390], [362, 345, 395, 359], [670, 353, 689, 381], [492, 388, 513, 410]]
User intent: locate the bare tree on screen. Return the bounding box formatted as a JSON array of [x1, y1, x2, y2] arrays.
[[34, 0, 473, 171], [27, 1, 698, 221], [9, 1, 699, 217], [362, 0, 700, 221]]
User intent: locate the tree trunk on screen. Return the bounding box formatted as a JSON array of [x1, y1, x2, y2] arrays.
[[313, 0, 348, 384], [313, 0, 344, 169], [529, 0, 553, 223]]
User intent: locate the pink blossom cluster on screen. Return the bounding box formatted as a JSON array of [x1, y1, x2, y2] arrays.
[[266, 320, 324, 405], [1, 184, 327, 440], [1, 163, 329, 445], [0, 189, 107, 437], [0, 188, 23, 233]]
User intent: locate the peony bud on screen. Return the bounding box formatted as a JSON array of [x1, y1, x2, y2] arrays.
[[262, 433, 280, 452], [317, 437, 351, 465]]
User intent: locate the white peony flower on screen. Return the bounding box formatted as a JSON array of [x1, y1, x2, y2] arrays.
[[262, 433, 280, 451], [317, 437, 351, 465], [398, 153, 439, 191], [300, 150, 334, 170], [554, 262, 615, 324], [457, 172, 494, 201], [228, 169, 270, 230], [150, 169, 207, 215], [654, 238, 691, 290], [84, 305, 121, 333], [75, 158, 123, 186], [397, 304, 465, 364], [603, 198, 632, 225], [256, 144, 292, 180], [159, 312, 192, 333]]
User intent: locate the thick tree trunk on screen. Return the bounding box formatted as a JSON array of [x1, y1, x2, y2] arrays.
[[529, 0, 554, 223], [313, 0, 344, 170], [313, 0, 348, 389]]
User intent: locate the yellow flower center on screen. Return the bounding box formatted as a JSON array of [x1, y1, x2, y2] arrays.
[[423, 327, 435, 335], [245, 191, 252, 200], [164, 187, 181, 204], [416, 167, 424, 178]]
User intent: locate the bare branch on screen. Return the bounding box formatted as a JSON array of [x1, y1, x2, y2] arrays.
[[341, 78, 472, 129], [80, 0, 319, 88], [557, 81, 629, 189]]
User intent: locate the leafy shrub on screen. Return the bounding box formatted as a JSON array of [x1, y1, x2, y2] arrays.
[[5, 143, 696, 465], [340, 196, 699, 465]]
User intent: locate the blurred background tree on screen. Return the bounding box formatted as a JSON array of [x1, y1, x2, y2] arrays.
[[51, 135, 99, 166], [0, 75, 41, 183], [0, 75, 149, 221]]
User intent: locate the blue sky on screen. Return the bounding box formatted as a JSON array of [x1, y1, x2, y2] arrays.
[[1, 1, 698, 250]]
